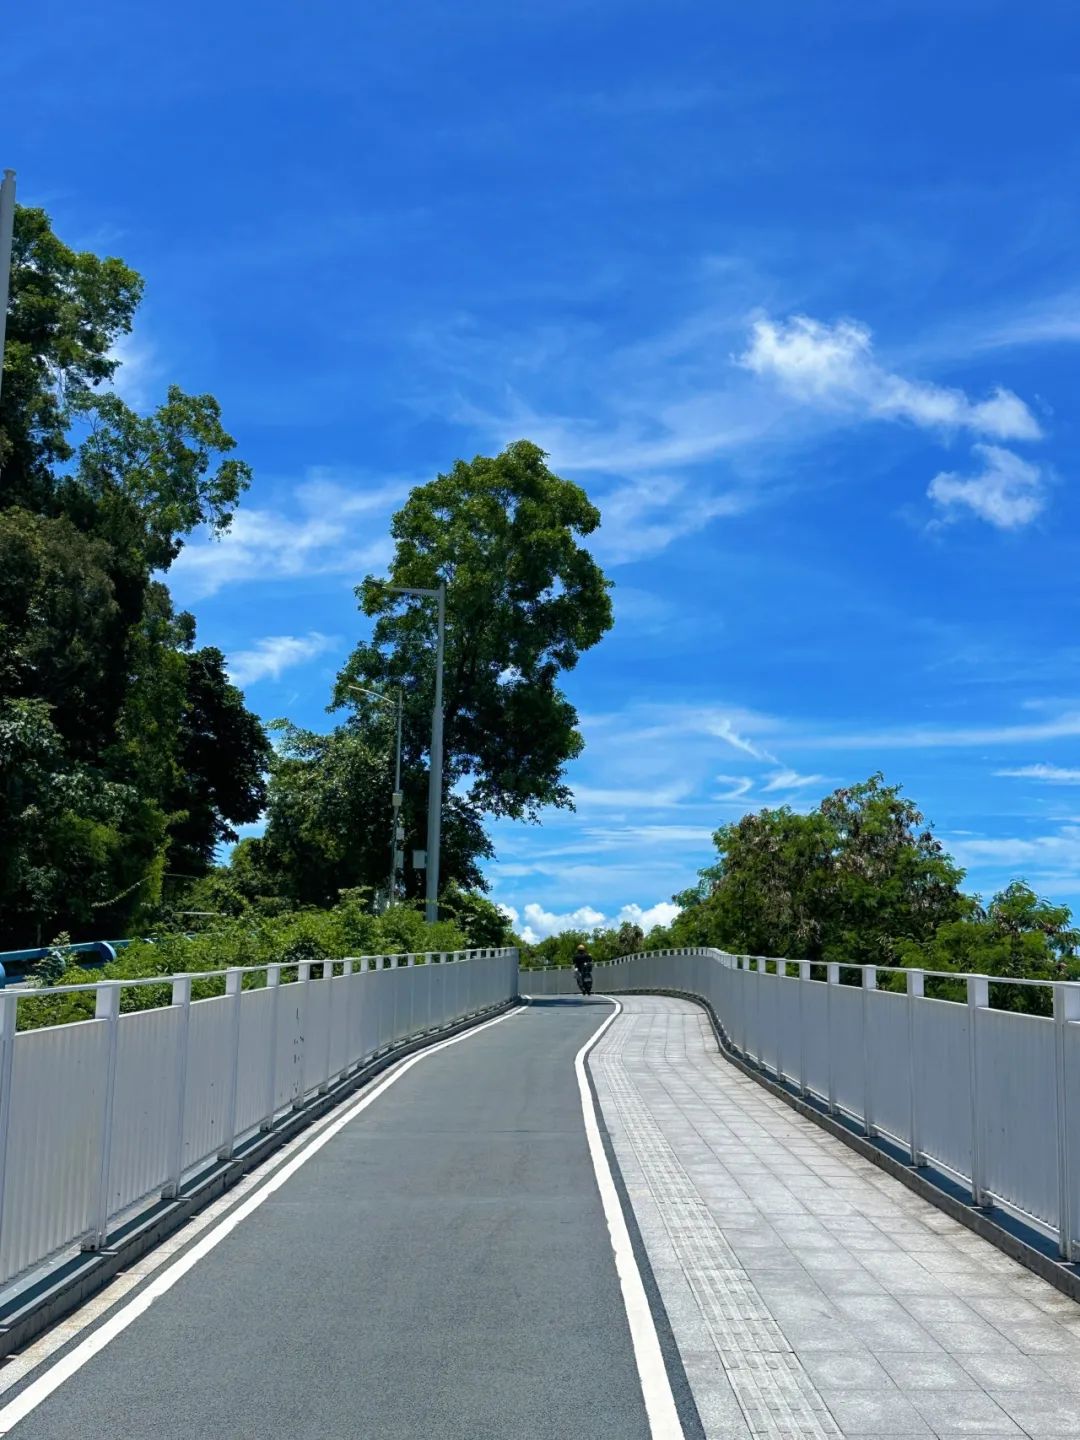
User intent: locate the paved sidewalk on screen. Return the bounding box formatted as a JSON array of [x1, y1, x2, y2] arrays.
[[591, 995, 1080, 1440]]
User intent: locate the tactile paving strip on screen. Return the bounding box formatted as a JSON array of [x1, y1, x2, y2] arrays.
[[593, 1013, 842, 1439]]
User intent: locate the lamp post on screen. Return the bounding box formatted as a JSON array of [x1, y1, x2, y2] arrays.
[[387, 583, 445, 924], [347, 683, 404, 908], [0, 169, 16, 408]]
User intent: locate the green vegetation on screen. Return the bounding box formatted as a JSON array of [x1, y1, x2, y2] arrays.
[[0, 204, 269, 945], [640, 774, 1079, 1012], [1, 207, 610, 970]]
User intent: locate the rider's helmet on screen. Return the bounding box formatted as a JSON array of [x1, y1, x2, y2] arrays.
[[576, 943, 587, 955]]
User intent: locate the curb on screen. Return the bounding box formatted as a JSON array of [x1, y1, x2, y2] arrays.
[[0, 997, 522, 1359], [615, 986, 1080, 1306]]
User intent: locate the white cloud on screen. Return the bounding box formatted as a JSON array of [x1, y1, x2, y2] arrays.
[[171, 473, 407, 598], [594, 476, 751, 564], [806, 710, 1080, 752], [996, 764, 1080, 785], [738, 314, 1042, 441], [761, 768, 826, 793], [506, 899, 682, 945], [108, 331, 163, 412], [928, 444, 1046, 530], [227, 632, 337, 687], [572, 782, 694, 810]]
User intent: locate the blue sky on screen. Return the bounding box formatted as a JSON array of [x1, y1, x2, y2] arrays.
[[9, 1, 1080, 941]]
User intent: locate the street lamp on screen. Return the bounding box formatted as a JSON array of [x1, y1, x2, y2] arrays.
[[387, 583, 445, 924], [0, 170, 16, 408], [346, 683, 404, 908]]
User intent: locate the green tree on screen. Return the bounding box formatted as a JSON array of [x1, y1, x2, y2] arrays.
[[0, 204, 265, 945], [671, 774, 967, 966], [328, 440, 613, 899], [166, 646, 271, 878], [899, 881, 1080, 1012]]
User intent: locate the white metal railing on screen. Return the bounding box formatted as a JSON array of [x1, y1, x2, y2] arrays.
[[521, 948, 1080, 1261], [0, 948, 518, 1289]]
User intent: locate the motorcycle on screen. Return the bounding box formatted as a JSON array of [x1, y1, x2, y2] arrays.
[[575, 961, 593, 996]]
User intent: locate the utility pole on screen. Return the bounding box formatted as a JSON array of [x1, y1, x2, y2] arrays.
[[347, 683, 404, 908], [389, 583, 446, 924], [0, 170, 16, 407]]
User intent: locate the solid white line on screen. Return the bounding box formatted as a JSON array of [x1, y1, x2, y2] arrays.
[[576, 999, 685, 1440], [0, 1004, 524, 1435]]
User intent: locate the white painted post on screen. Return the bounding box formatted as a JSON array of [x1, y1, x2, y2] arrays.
[[776, 960, 786, 1082], [342, 959, 355, 1073], [826, 963, 840, 1115], [967, 975, 990, 1206], [218, 969, 243, 1160], [320, 960, 334, 1093], [798, 961, 810, 1096], [163, 977, 192, 1199], [294, 962, 311, 1108], [262, 965, 282, 1131], [0, 992, 17, 1259], [85, 983, 121, 1247], [407, 953, 416, 1039], [906, 969, 924, 1166], [754, 957, 765, 1067], [862, 966, 877, 1138], [1054, 983, 1080, 1259]]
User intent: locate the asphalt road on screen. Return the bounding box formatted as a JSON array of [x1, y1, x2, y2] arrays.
[[9, 998, 660, 1439]]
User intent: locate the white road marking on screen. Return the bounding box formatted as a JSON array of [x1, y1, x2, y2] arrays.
[[576, 999, 686, 1440], [0, 1005, 524, 1434]]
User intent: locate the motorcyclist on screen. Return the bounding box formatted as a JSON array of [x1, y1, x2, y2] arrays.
[[573, 943, 593, 994]]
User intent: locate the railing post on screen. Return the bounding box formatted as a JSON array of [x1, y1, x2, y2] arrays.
[[262, 964, 281, 1131], [754, 957, 765, 1066], [218, 968, 243, 1160], [407, 953, 416, 1039], [1054, 983, 1080, 1259], [776, 960, 786, 1082], [967, 974, 990, 1207], [293, 962, 311, 1107], [862, 966, 877, 1138], [0, 992, 17, 1260], [826, 963, 839, 1114], [798, 961, 810, 1096], [342, 959, 355, 1072], [163, 976, 192, 1200], [84, 983, 121, 1247], [320, 960, 334, 1094], [906, 969, 924, 1166]]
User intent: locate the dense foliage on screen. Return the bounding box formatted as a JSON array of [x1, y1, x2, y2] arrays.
[[635, 774, 1080, 1009], [16, 898, 475, 1031], [0, 206, 269, 945]]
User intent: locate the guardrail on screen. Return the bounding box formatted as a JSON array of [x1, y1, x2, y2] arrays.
[[0, 948, 518, 1289], [522, 948, 1080, 1261]]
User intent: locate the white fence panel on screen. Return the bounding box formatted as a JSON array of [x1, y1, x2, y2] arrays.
[[109, 1007, 177, 1208], [913, 997, 972, 1182], [866, 989, 911, 1145], [182, 997, 233, 1169], [980, 1009, 1058, 1229], [1, 1020, 107, 1279]]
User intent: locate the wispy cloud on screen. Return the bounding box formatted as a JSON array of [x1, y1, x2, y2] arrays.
[[171, 471, 408, 598], [805, 711, 1080, 751], [996, 764, 1080, 785], [928, 444, 1046, 530], [761, 768, 826, 793], [737, 314, 1042, 441], [227, 632, 338, 687], [108, 330, 163, 412]]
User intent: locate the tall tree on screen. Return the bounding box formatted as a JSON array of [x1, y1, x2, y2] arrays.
[[332, 440, 613, 896], [0, 205, 266, 945], [672, 774, 967, 965]]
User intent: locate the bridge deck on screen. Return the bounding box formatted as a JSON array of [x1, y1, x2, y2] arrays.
[[2, 996, 1080, 1438], [593, 996, 1080, 1439]]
